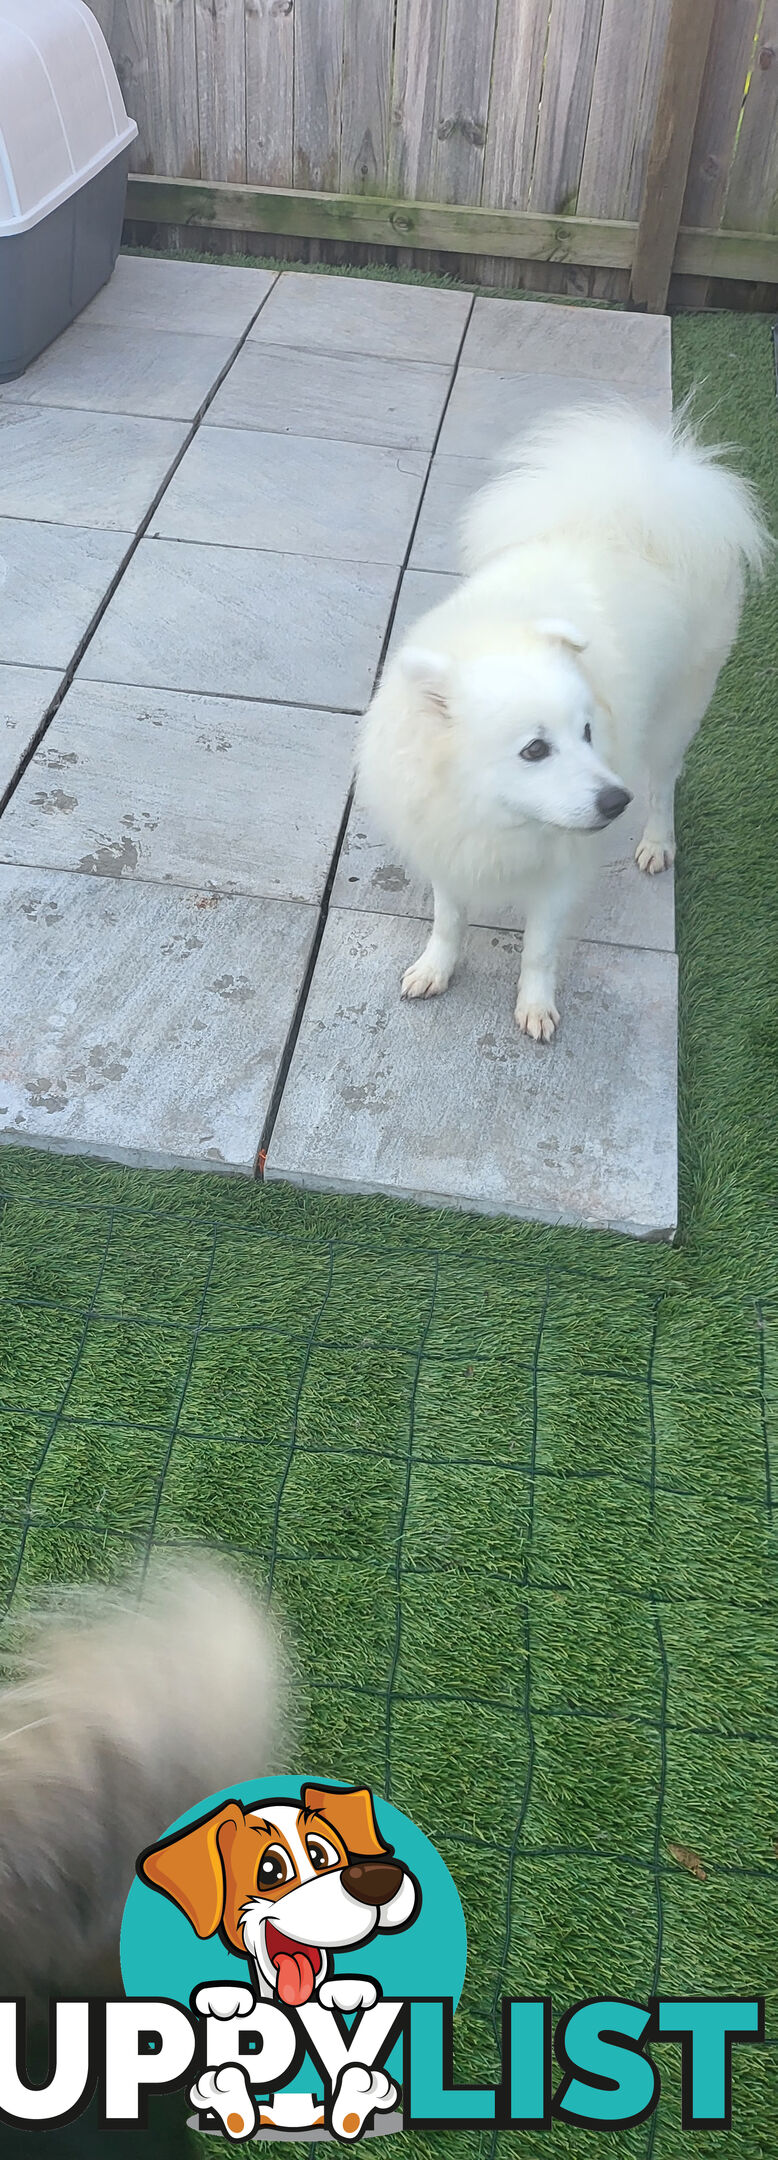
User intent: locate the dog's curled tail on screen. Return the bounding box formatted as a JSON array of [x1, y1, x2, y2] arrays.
[[460, 400, 772, 594], [0, 1558, 288, 1998]]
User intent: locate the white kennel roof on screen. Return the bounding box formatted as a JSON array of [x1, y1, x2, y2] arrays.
[[0, 0, 137, 239]]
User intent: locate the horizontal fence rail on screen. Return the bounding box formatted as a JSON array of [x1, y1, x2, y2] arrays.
[[92, 0, 778, 300]]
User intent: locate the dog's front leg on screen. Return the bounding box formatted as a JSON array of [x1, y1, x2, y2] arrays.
[[401, 887, 466, 1001], [515, 886, 575, 1043]]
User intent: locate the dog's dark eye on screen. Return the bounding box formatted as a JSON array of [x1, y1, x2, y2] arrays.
[[520, 738, 551, 762], [583, 721, 592, 744], [306, 1836, 339, 1873], [258, 1844, 293, 1888]]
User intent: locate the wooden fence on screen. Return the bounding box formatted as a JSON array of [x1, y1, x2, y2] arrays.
[[91, 0, 778, 304]]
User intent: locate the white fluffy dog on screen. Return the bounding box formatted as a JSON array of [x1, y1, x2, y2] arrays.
[[357, 404, 768, 1040]]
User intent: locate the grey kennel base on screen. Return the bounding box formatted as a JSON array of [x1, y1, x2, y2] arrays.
[[0, 148, 131, 382]]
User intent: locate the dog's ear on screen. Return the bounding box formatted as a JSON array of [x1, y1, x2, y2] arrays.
[[138, 1801, 245, 1937], [302, 1784, 390, 1861], [398, 646, 452, 714], [534, 617, 588, 654]]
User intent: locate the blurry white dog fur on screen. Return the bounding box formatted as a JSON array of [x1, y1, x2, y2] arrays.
[[357, 403, 768, 1040], [0, 1557, 285, 2004]]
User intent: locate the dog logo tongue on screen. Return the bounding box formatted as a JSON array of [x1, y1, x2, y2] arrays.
[[266, 1924, 321, 2006], [276, 1949, 318, 2006]]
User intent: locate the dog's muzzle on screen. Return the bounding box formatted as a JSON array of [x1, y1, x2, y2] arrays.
[[341, 1859, 404, 1906]]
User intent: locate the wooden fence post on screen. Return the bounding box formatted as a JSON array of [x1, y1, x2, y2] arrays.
[[630, 0, 718, 312]]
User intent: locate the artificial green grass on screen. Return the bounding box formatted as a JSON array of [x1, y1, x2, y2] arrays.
[[0, 309, 776, 2158]]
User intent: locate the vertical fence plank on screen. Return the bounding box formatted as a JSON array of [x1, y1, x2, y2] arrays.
[[626, 0, 674, 217], [631, 0, 717, 311], [577, 0, 670, 219], [194, 0, 247, 182], [723, 0, 778, 229], [388, 0, 446, 199], [340, 0, 394, 192], [427, 0, 499, 205], [482, 0, 552, 209], [530, 0, 605, 213], [294, 0, 346, 191], [682, 0, 762, 230], [90, 0, 200, 177], [246, 0, 294, 187]]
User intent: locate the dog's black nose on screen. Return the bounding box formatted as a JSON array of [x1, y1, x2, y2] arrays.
[[341, 1860, 404, 1907], [596, 784, 632, 822]]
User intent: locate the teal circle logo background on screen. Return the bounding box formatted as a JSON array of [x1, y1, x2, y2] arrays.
[[121, 1777, 467, 2095]]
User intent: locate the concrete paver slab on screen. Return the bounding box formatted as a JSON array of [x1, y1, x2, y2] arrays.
[[1, 679, 356, 904], [206, 342, 453, 450], [0, 866, 317, 1174], [80, 255, 276, 336], [2, 323, 240, 422], [151, 428, 429, 564], [0, 519, 130, 670], [463, 297, 671, 392], [265, 908, 678, 1237], [0, 664, 61, 799], [249, 271, 471, 363], [437, 367, 669, 460], [0, 404, 187, 530], [410, 454, 491, 572], [81, 537, 398, 709]]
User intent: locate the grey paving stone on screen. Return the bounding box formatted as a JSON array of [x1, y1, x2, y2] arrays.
[[81, 537, 397, 709], [410, 454, 491, 572], [1, 679, 356, 905], [437, 368, 669, 461], [463, 297, 672, 391], [265, 909, 678, 1236], [0, 519, 130, 670], [0, 866, 316, 1173], [0, 664, 61, 798], [3, 323, 239, 422], [332, 796, 675, 953], [0, 404, 187, 530], [385, 569, 460, 660], [151, 428, 428, 564], [81, 254, 277, 336], [249, 271, 472, 362], [205, 342, 452, 449]]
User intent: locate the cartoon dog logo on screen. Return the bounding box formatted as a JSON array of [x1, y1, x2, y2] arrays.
[[138, 1782, 420, 2139]]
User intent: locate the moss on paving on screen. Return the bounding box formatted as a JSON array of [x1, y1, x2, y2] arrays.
[[0, 310, 776, 2157]]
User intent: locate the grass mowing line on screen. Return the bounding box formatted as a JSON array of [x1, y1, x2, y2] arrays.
[[384, 1252, 441, 1803], [1, 1209, 116, 1617], [136, 1227, 220, 1593], [264, 1245, 336, 1606]]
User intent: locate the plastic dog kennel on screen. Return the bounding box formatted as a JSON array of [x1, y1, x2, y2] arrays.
[[0, 0, 137, 380]]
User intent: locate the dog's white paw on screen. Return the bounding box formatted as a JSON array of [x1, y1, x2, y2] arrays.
[[635, 836, 675, 875], [515, 995, 560, 1044], [401, 954, 451, 999], [193, 1982, 255, 2021], [332, 2063, 398, 2140], [318, 1976, 379, 2012], [190, 2063, 256, 2139]]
